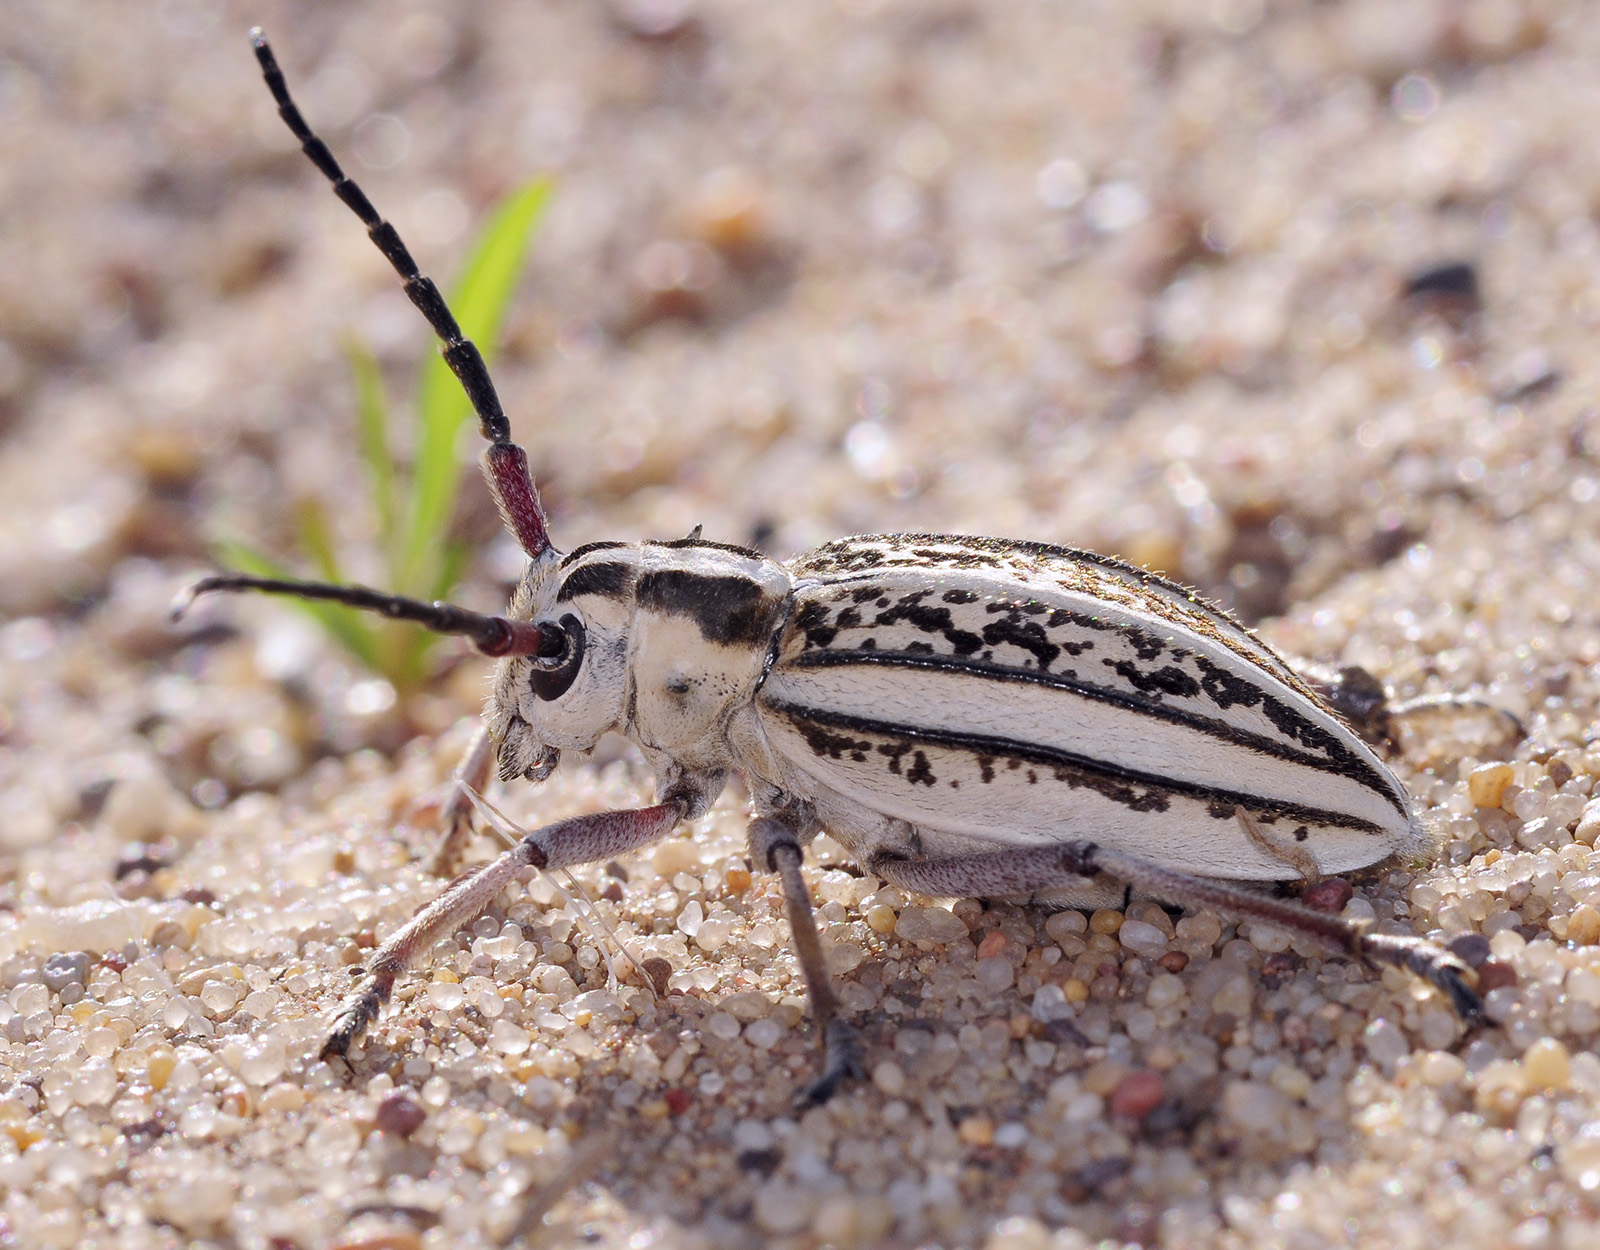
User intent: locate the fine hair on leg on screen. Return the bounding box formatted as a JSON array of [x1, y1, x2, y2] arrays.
[[871, 840, 1485, 1024], [748, 817, 864, 1104]]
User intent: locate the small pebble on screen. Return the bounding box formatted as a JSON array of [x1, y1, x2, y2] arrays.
[[872, 1060, 906, 1097], [1362, 1018, 1410, 1072], [326, 1229, 423, 1250], [145, 1044, 176, 1091], [1301, 879, 1355, 913], [1468, 762, 1516, 809], [260, 1084, 306, 1113], [1524, 1038, 1572, 1090], [1476, 961, 1519, 993], [974, 956, 1014, 993], [895, 906, 968, 944], [1475, 1060, 1532, 1116], [1044, 911, 1088, 942], [1418, 1051, 1467, 1087], [976, 931, 1008, 959], [490, 1021, 531, 1054], [375, 1093, 427, 1137], [1575, 798, 1600, 846], [41, 951, 91, 992], [753, 1179, 815, 1235], [1108, 1069, 1165, 1119], [1117, 918, 1169, 958], [653, 839, 701, 878], [958, 1114, 995, 1146], [1222, 1079, 1288, 1132], [1450, 933, 1493, 968], [641, 958, 673, 996], [1567, 905, 1600, 945], [1089, 909, 1123, 935]]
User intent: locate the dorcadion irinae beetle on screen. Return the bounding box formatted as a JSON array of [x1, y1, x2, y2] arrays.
[[178, 30, 1485, 1104]]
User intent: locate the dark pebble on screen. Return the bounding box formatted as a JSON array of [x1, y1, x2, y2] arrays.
[[1403, 260, 1480, 306], [1301, 878, 1354, 914], [374, 1093, 427, 1137], [1475, 960, 1519, 993], [1449, 933, 1493, 969]]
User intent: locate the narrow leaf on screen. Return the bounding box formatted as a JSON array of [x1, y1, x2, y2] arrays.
[[401, 177, 552, 596], [291, 496, 343, 585], [343, 333, 398, 557]]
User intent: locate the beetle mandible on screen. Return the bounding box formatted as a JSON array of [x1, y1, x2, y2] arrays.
[[178, 30, 1485, 1104]]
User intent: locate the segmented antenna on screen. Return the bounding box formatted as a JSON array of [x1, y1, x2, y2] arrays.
[[250, 27, 552, 559], [172, 574, 554, 658]]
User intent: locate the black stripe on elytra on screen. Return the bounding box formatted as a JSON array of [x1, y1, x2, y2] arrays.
[[782, 647, 1406, 819], [636, 569, 784, 647], [556, 560, 636, 603], [765, 700, 1390, 834]]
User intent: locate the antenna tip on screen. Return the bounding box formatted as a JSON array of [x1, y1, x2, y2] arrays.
[[169, 577, 222, 623]]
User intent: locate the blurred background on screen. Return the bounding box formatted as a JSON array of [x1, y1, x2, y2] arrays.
[[5, 3, 1600, 1246]]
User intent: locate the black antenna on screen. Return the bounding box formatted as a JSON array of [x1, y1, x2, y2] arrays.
[[249, 28, 551, 557], [173, 574, 553, 657]]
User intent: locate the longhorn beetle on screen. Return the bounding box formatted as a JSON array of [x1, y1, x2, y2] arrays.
[[178, 30, 1486, 1104]]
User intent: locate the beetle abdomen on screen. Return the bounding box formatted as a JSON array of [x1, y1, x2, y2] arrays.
[[762, 535, 1419, 880]]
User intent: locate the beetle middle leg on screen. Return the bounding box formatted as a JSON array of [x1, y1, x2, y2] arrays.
[[871, 841, 1486, 1024], [748, 816, 865, 1105], [323, 801, 685, 1059]]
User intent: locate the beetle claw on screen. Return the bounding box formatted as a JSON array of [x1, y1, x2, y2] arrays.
[[796, 1018, 865, 1106]]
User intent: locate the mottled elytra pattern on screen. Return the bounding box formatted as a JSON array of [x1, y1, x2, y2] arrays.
[[762, 535, 1417, 880]]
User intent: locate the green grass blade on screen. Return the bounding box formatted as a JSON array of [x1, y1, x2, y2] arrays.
[[400, 177, 552, 595], [343, 333, 398, 557], [291, 496, 344, 585], [214, 541, 381, 671]]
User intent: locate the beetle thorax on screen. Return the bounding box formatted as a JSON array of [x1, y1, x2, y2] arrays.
[[487, 539, 793, 786]]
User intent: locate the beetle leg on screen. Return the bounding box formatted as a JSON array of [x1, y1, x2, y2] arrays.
[[1235, 807, 1320, 886], [323, 801, 685, 1060], [429, 723, 496, 876], [872, 842, 1485, 1025], [748, 816, 864, 1105]]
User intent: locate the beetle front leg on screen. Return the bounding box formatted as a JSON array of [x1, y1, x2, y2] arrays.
[[429, 723, 496, 876], [872, 841, 1486, 1024], [323, 801, 685, 1059], [748, 816, 865, 1105]]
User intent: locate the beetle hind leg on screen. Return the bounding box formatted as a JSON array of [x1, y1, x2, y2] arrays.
[[870, 840, 1485, 1025]]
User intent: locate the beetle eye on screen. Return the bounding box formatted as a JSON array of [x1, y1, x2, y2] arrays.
[[529, 613, 586, 701]]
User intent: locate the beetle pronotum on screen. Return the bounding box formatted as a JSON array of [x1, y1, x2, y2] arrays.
[[178, 30, 1485, 1104]]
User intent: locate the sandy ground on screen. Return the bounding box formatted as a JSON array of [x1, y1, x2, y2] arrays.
[[6, 1, 1600, 1246]]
